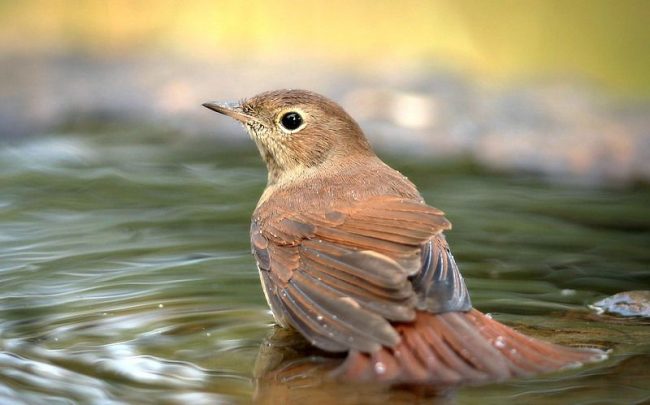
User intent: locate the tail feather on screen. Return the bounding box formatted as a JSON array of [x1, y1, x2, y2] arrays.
[[333, 309, 606, 384]]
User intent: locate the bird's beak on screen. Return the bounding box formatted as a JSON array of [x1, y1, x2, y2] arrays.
[[202, 101, 255, 123]]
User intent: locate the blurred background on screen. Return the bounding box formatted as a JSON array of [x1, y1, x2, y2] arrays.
[[1, 2, 649, 404], [1, 0, 649, 184]]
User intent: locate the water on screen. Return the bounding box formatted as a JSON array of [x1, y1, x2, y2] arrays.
[[0, 129, 648, 404]]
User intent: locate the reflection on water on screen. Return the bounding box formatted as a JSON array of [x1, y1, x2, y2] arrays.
[[0, 130, 649, 404]]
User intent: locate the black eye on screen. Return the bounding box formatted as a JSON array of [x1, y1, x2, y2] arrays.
[[280, 112, 303, 131]]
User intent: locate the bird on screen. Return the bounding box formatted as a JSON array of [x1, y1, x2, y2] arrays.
[[202, 89, 605, 384]]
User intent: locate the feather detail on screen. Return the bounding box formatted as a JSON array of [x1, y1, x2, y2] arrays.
[[333, 310, 606, 384], [251, 196, 473, 352]]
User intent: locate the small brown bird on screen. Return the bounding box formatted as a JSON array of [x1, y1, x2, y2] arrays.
[[203, 90, 605, 384]]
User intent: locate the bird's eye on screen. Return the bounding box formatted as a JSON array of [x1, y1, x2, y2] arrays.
[[279, 112, 304, 132]]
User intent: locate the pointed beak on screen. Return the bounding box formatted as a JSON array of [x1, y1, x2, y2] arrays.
[[202, 101, 255, 123]]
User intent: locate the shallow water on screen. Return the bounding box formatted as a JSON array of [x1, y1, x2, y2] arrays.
[[0, 129, 649, 404]]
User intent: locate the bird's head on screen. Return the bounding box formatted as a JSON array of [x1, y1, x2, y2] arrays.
[[203, 89, 373, 184]]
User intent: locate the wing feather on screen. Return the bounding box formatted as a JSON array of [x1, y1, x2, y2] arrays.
[[252, 196, 472, 352]]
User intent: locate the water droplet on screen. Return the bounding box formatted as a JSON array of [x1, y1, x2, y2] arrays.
[[317, 315, 323, 321], [593, 352, 609, 361], [561, 361, 583, 370], [589, 304, 605, 315], [374, 362, 386, 374], [158, 304, 164, 308], [494, 336, 506, 349], [206, 332, 211, 337]]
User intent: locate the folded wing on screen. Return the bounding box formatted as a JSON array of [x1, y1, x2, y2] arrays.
[[252, 196, 472, 353]]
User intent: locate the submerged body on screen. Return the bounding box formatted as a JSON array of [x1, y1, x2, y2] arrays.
[[203, 90, 604, 384]]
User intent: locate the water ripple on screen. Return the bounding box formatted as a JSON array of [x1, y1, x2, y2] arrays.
[[1, 132, 648, 403]]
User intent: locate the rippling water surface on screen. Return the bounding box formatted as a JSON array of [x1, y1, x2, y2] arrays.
[[1, 129, 648, 404]]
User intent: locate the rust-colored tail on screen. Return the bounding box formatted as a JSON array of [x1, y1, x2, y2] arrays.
[[333, 309, 606, 384]]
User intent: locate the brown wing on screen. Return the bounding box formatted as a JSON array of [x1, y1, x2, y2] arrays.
[[252, 196, 471, 353]]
